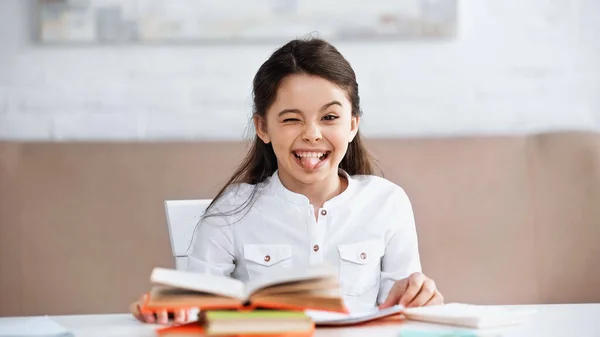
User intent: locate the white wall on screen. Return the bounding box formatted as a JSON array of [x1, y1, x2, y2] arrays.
[[0, 0, 599, 141]]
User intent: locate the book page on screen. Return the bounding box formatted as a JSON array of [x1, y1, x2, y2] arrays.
[[252, 278, 339, 296], [252, 290, 347, 313], [151, 267, 245, 300], [305, 304, 405, 326], [243, 265, 338, 298]]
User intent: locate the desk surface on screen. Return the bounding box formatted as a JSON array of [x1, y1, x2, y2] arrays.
[[1, 304, 599, 337]]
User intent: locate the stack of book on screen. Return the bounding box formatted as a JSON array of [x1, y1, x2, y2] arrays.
[[140, 265, 348, 336]]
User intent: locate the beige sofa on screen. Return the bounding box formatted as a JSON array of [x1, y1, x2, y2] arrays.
[[1, 131, 599, 317]]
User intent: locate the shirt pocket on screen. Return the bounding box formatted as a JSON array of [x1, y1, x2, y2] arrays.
[[243, 244, 292, 280], [338, 240, 385, 296]]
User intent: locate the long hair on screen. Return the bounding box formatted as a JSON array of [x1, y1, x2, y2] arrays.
[[204, 37, 378, 218]]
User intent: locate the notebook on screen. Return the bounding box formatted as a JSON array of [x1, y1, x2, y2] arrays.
[[401, 303, 537, 329]]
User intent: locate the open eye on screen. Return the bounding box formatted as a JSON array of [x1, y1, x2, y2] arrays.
[[323, 114, 338, 121], [283, 118, 300, 123]]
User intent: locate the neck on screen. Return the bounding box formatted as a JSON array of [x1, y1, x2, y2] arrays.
[[279, 170, 345, 209]]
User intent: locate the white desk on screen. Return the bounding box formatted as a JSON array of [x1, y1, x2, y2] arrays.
[[1, 304, 599, 337]]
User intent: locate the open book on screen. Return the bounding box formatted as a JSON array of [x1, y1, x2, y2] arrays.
[[305, 304, 405, 326], [306, 303, 537, 328], [141, 266, 349, 314]]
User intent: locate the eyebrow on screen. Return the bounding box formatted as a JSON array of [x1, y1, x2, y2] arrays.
[[277, 101, 343, 117]]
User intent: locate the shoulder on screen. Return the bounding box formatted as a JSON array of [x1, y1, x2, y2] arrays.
[[203, 178, 271, 224], [349, 175, 416, 234], [349, 174, 411, 203]]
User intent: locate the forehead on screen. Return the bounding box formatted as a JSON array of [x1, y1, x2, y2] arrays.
[[270, 74, 350, 113]]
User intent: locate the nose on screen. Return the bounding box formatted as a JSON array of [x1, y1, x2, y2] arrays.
[[302, 122, 322, 142]]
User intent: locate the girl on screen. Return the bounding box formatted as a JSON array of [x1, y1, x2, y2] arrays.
[[132, 37, 443, 325]]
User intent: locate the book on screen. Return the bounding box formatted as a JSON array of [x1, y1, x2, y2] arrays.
[[156, 322, 314, 337], [401, 303, 538, 329], [156, 311, 315, 337], [141, 266, 348, 314], [304, 304, 405, 326], [201, 310, 315, 336], [304, 303, 535, 329], [156, 322, 202, 337]]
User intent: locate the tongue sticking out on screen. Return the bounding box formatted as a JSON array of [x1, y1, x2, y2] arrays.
[[299, 156, 322, 170]]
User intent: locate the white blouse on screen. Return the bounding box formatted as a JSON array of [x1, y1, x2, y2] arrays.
[[186, 170, 422, 311]]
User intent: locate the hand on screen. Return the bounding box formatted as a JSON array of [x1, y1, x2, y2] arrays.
[[379, 272, 444, 309], [130, 294, 197, 325]]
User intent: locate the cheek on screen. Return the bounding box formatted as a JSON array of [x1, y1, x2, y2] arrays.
[[326, 126, 351, 147], [269, 128, 296, 154], [327, 128, 350, 158], [327, 132, 350, 159]]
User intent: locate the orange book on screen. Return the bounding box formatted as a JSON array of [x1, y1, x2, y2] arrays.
[[156, 310, 316, 336], [140, 266, 349, 315], [157, 322, 204, 337], [157, 318, 315, 337]]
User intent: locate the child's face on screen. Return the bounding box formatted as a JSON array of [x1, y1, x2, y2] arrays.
[[255, 74, 359, 187]]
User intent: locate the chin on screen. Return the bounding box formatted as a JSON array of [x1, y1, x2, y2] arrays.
[[292, 172, 328, 185]]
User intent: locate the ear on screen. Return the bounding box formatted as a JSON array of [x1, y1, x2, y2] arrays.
[[254, 115, 271, 144], [349, 115, 360, 143]]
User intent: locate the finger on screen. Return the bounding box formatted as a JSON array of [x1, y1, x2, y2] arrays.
[[175, 309, 186, 324], [136, 294, 156, 323], [399, 273, 424, 306], [425, 290, 444, 306], [157, 309, 169, 325], [379, 281, 408, 309], [132, 302, 155, 323], [190, 307, 200, 320], [129, 301, 141, 318], [143, 311, 156, 323], [407, 278, 436, 308], [138, 305, 155, 324]]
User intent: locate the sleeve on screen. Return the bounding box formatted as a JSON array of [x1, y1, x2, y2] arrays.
[[377, 187, 423, 305], [185, 212, 236, 277]]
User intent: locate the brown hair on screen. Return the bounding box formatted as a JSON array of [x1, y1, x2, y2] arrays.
[[204, 37, 378, 218]]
